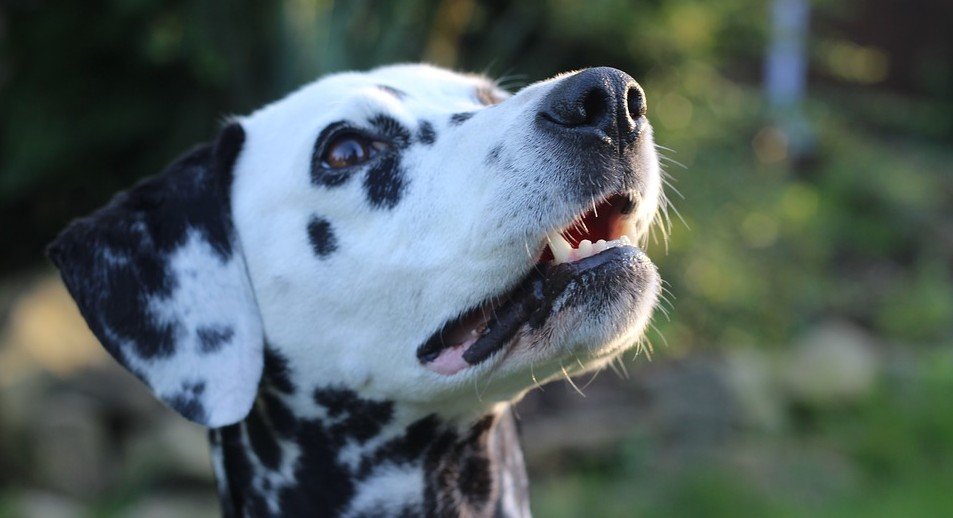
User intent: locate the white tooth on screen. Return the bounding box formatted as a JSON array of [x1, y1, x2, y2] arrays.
[[578, 239, 593, 259], [594, 239, 607, 253], [620, 235, 632, 245], [547, 231, 573, 264]]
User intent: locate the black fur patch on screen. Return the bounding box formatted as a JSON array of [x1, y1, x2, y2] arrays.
[[422, 415, 499, 516], [450, 112, 475, 125], [47, 124, 244, 365], [364, 154, 407, 209], [306, 216, 338, 257], [261, 390, 297, 438], [357, 414, 445, 479], [218, 425, 271, 517], [457, 416, 496, 506], [168, 381, 208, 423], [197, 325, 235, 353], [246, 399, 282, 470], [262, 346, 296, 394], [485, 144, 503, 165], [418, 121, 436, 145], [368, 114, 412, 147], [277, 415, 354, 515], [314, 387, 394, 443]]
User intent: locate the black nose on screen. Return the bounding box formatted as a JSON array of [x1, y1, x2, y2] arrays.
[[538, 67, 646, 147]]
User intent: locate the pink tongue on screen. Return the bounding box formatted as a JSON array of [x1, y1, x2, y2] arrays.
[[426, 334, 480, 376]]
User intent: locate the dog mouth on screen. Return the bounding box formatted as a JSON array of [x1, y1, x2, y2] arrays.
[[417, 193, 649, 376]]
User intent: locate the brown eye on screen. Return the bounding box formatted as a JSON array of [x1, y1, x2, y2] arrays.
[[321, 134, 384, 169]]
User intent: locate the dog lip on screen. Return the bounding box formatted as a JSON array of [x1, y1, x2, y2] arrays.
[[417, 245, 647, 370], [416, 266, 546, 366], [460, 270, 547, 364]]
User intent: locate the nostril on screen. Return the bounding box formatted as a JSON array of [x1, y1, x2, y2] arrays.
[[538, 67, 644, 139], [626, 85, 646, 119], [581, 87, 610, 127]]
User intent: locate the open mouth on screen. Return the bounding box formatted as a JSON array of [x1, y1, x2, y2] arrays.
[[417, 192, 648, 375]]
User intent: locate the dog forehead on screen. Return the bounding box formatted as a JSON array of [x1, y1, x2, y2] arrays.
[[246, 64, 491, 125], [367, 63, 493, 98]]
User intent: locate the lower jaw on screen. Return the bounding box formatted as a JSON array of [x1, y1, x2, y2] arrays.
[[421, 245, 652, 376]]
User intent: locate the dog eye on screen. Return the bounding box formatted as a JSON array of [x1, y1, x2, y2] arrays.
[[321, 134, 386, 169]]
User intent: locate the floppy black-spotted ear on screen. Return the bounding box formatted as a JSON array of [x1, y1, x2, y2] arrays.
[[48, 123, 263, 428]]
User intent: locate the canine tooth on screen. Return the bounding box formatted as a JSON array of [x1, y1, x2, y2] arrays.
[[578, 239, 593, 259], [547, 231, 573, 264], [621, 220, 640, 242]]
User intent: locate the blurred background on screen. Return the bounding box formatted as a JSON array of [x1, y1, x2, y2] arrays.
[[1, 0, 952, 516]]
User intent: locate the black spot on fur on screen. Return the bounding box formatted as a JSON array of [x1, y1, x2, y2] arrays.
[[485, 144, 503, 165], [262, 346, 295, 394], [306, 216, 338, 257], [197, 325, 234, 353], [277, 419, 353, 515], [364, 154, 407, 209], [377, 84, 407, 99], [246, 401, 282, 470], [450, 112, 475, 125], [457, 417, 496, 506], [208, 431, 235, 517], [314, 387, 394, 443], [168, 381, 208, 423], [369, 114, 412, 147], [358, 414, 446, 478], [418, 121, 436, 145], [261, 391, 297, 438], [424, 415, 499, 516], [218, 425, 271, 517]]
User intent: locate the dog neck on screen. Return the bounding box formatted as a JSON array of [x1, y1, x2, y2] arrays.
[[208, 352, 531, 517]]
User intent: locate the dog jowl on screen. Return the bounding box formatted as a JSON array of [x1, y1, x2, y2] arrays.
[[49, 65, 667, 517]]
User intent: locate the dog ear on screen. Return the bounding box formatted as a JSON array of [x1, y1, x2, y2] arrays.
[[47, 123, 264, 428]]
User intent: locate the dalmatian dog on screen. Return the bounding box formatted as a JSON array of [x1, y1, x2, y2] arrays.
[[49, 64, 664, 517]]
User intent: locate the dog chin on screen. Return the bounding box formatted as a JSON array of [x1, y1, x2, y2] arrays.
[[501, 247, 661, 379], [422, 244, 661, 401]]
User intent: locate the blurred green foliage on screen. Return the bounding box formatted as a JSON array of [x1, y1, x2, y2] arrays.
[[2, 0, 952, 516], [532, 347, 953, 517]]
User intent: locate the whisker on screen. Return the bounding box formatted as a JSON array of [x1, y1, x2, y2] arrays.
[[616, 355, 630, 378], [579, 368, 602, 391], [607, 360, 625, 379], [648, 322, 669, 350], [661, 178, 686, 200], [530, 362, 545, 392], [523, 240, 535, 261], [658, 155, 688, 170], [561, 364, 586, 397]]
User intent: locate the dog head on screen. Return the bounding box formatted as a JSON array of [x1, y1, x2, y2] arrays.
[[49, 64, 663, 427]]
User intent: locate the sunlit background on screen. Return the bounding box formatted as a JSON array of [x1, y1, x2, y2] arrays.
[[2, 1, 952, 516]]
